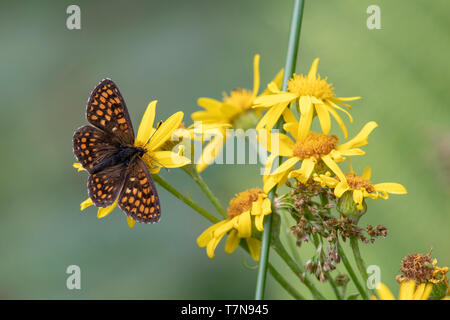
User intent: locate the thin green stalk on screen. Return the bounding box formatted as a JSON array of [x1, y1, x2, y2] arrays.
[[155, 173, 305, 299], [255, 0, 305, 300], [152, 174, 219, 224], [272, 238, 326, 300], [337, 240, 368, 300], [350, 236, 373, 295], [182, 165, 227, 219], [316, 196, 342, 300], [267, 263, 306, 300]]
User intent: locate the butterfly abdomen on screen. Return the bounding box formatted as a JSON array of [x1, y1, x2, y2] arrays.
[[91, 146, 141, 174]]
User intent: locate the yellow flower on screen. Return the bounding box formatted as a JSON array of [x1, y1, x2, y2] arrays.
[[313, 162, 407, 210], [197, 188, 272, 261], [74, 101, 191, 228], [259, 120, 378, 194], [373, 281, 434, 300], [191, 54, 283, 172], [374, 252, 449, 300], [254, 58, 360, 141]]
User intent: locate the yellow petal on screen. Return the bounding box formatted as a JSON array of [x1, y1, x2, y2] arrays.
[[326, 99, 353, 123], [262, 153, 278, 184], [127, 216, 136, 229], [333, 96, 361, 102], [80, 198, 93, 211], [297, 96, 314, 141], [282, 108, 297, 123], [147, 111, 184, 151], [196, 131, 226, 172], [197, 97, 223, 112], [237, 211, 252, 238], [315, 103, 331, 135], [152, 150, 191, 168], [400, 281, 416, 300], [255, 214, 264, 232], [413, 283, 426, 300], [213, 219, 235, 238], [256, 102, 289, 132], [421, 283, 433, 300], [338, 121, 378, 151], [353, 189, 364, 210], [206, 231, 227, 259], [251, 195, 263, 216], [321, 154, 346, 182], [334, 181, 349, 197], [254, 92, 297, 107], [374, 183, 408, 195], [262, 198, 271, 215], [327, 104, 348, 139], [257, 130, 294, 157], [376, 282, 396, 300], [252, 54, 260, 97], [73, 162, 85, 172], [246, 238, 261, 262], [308, 58, 319, 80], [270, 157, 300, 177], [197, 221, 227, 247], [135, 100, 157, 146], [97, 201, 117, 219], [261, 69, 284, 96], [224, 229, 240, 254], [362, 166, 372, 180], [289, 157, 316, 183]]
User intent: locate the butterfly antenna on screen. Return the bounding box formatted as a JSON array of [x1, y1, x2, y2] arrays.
[[145, 120, 163, 145], [145, 120, 170, 172]]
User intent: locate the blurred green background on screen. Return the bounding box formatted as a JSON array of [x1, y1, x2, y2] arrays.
[[0, 0, 448, 299]]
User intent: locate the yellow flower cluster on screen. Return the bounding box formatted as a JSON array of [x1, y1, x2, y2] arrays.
[[193, 56, 407, 260]]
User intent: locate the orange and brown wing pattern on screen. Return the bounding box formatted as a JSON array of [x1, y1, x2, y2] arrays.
[[118, 157, 161, 224], [86, 78, 135, 145], [87, 164, 126, 207], [73, 125, 118, 174]]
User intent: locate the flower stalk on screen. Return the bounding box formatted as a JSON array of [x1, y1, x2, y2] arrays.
[[255, 0, 306, 300], [182, 165, 227, 219], [337, 240, 368, 299]]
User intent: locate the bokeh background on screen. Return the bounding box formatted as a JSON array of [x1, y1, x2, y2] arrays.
[[0, 0, 449, 299]]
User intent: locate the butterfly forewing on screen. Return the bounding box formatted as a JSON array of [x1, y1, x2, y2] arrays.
[[86, 79, 135, 145], [73, 125, 119, 173], [118, 157, 161, 224]]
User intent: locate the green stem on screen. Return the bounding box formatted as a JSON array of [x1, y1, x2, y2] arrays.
[[255, 0, 305, 300], [155, 173, 305, 299], [267, 263, 306, 300], [337, 240, 368, 300], [316, 197, 342, 300], [152, 174, 219, 224], [272, 238, 326, 300], [182, 165, 227, 219], [350, 236, 372, 295]]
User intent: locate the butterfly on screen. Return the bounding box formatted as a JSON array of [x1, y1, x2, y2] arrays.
[[73, 78, 161, 224]]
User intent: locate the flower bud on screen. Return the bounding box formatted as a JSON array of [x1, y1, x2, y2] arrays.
[[337, 191, 366, 222]]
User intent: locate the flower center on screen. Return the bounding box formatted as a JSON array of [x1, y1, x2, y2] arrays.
[[227, 188, 262, 219], [223, 88, 254, 110], [287, 74, 334, 100], [344, 173, 375, 193], [399, 253, 434, 284], [292, 132, 338, 160]]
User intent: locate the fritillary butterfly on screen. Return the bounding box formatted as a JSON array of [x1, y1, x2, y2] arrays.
[[73, 79, 161, 224]]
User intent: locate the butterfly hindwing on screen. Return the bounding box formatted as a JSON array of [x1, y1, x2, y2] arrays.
[[73, 125, 119, 174], [88, 163, 127, 207], [86, 78, 135, 145], [118, 157, 161, 224]]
